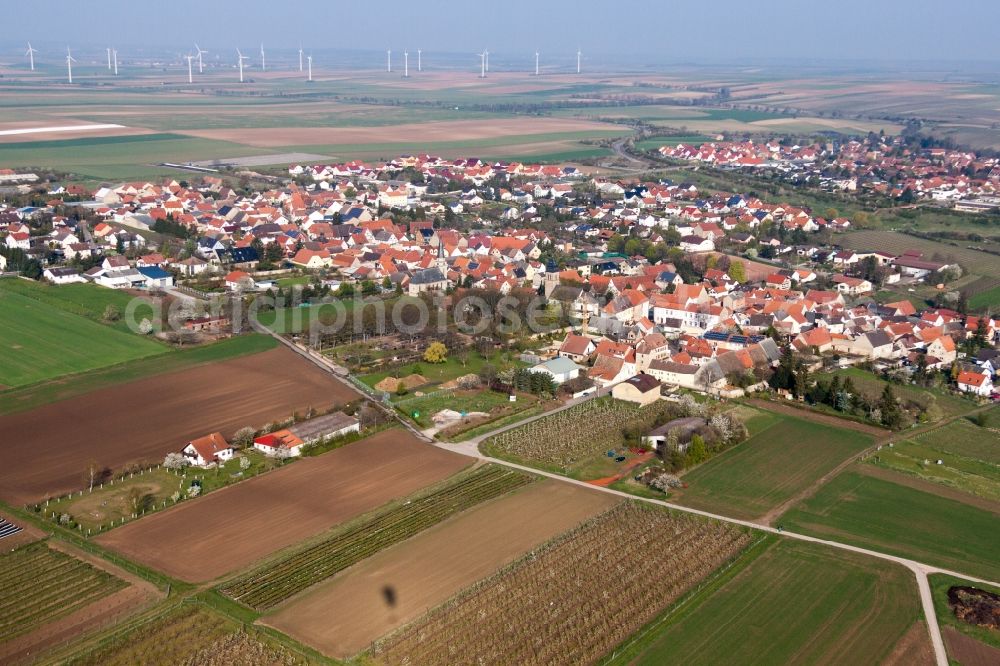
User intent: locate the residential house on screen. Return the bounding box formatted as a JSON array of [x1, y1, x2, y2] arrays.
[[182, 432, 234, 467], [957, 369, 994, 397], [611, 373, 661, 406]]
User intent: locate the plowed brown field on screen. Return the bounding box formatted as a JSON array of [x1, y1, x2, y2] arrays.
[[263, 481, 617, 658], [0, 346, 355, 505], [96, 429, 470, 582]]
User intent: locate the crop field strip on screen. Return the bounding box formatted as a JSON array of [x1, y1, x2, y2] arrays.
[[838, 230, 1000, 278], [482, 397, 674, 471], [617, 538, 926, 665], [0, 542, 126, 644], [221, 464, 533, 610], [373, 502, 752, 666], [63, 603, 306, 666], [780, 467, 1000, 581]]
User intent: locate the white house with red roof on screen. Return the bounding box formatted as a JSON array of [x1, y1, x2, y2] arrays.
[[956, 369, 993, 397], [182, 432, 234, 467]]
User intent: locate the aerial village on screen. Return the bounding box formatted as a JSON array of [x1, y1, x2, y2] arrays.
[[2, 148, 999, 416]]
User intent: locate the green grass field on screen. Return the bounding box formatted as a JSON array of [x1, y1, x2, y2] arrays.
[[674, 410, 873, 520], [0, 132, 272, 181], [0, 284, 167, 387], [612, 538, 923, 665], [635, 134, 713, 150], [871, 417, 1000, 501], [358, 350, 523, 391], [0, 278, 159, 334], [780, 468, 1000, 580], [969, 285, 1000, 311], [0, 333, 277, 415]]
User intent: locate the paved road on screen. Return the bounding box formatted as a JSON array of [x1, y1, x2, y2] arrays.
[[437, 410, 1000, 666]]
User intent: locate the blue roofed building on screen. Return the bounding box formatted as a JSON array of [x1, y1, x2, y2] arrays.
[[137, 265, 175, 289]]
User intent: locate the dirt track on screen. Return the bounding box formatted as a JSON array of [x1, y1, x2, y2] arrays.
[[96, 429, 470, 582], [263, 481, 617, 658], [0, 346, 356, 505]]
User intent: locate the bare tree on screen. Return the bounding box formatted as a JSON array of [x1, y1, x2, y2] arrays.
[[85, 460, 100, 491]]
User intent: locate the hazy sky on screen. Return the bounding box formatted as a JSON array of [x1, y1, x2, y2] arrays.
[[9, 0, 1000, 65]]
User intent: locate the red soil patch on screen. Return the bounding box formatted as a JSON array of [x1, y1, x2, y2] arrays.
[[176, 117, 621, 148], [96, 429, 470, 583], [587, 451, 655, 487], [263, 481, 617, 658], [0, 346, 356, 505]]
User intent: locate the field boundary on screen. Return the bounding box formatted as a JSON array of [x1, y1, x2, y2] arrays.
[[601, 533, 776, 665]]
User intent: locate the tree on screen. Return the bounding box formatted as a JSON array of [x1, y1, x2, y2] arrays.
[[163, 452, 190, 470], [102, 304, 121, 322], [85, 460, 100, 491], [233, 427, 256, 449], [423, 341, 448, 364], [728, 260, 746, 283], [395, 381, 408, 396], [878, 384, 903, 430], [684, 435, 708, 467]]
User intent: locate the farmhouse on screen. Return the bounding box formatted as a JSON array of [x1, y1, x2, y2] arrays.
[[253, 430, 304, 457], [255, 411, 361, 457], [182, 432, 234, 467], [611, 373, 661, 405], [642, 416, 706, 452]]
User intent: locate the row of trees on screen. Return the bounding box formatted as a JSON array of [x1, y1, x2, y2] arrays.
[[805, 376, 904, 429]]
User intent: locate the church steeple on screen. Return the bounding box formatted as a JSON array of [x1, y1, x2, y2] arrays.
[[436, 238, 447, 270]]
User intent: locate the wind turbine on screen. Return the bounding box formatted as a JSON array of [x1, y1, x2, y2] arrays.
[[65, 47, 76, 84], [404, 51, 409, 78], [386, 49, 391, 73], [298, 44, 303, 72], [535, 49, 539, 76], [25, 43, 37, 71], [260, 43, 266, 72], [195, 44, 207, 73], [185, 54, 194, 83], [106, 47, 112, 70], [307, 54, 313, 82], [576, 47, 581, 74], [485, 49, 489, 73], [417, 49, 422, 72], [478, 51, 486, 79], [112, 48, 119, 76], [236, 48, 248, 83]]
